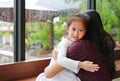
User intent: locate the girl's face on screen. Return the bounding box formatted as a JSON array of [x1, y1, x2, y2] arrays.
[[67, 19, 86, 42]]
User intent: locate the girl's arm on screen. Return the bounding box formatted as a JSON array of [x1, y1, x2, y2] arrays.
[[44, 60, 65, 78], [57, 39, 80, 73]]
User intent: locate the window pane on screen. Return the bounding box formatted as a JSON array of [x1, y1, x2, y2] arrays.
[[96, 0, 120, 48], [0, 0, 14, 64], [25, 0, 87, 60]]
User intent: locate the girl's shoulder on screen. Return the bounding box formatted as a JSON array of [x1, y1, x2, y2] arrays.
[[61, 36, 73, 44]]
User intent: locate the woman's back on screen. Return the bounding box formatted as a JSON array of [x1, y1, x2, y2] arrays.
[[67, 39, 111, 81]]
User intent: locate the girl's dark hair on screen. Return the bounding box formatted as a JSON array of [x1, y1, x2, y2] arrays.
[[84, 10, 116, 78], [67, 13, 90, 27]]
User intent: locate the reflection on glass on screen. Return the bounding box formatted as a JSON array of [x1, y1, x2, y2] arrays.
[[0, 0, 14, 64], [25, 0, 86, 60]]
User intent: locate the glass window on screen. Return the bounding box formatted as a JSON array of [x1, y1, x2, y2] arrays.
[[96, 0, 120, 48], [0, 0, 14, 64], [25, 0, 87, 60]]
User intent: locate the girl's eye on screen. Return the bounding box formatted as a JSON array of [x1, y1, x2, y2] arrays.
[[72, 28, 75, 31], [79, 30, 82, 32]]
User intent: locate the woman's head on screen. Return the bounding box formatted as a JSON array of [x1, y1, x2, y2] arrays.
[[84, 10, 104, 40], [66, 13, 90, 41], [84, 10, 115, 48]]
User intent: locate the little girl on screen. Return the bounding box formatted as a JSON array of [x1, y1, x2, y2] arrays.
[[36, 13, 100, 81]]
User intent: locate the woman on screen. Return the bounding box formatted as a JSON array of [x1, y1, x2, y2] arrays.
[[67, 10, 116, 81]]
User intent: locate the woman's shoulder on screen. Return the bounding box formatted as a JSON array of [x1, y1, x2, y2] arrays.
[[73, 39, 90, 45], [69, 39, 90, 49], [68, 40, 91, 56]]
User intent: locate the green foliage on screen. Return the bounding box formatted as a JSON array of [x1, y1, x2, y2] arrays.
[[79, 0, 87, 11], [97, 0, 120, 42], [27, 22, 52, 50], [97, 0, 118, 32], [100, 10, 118, 32], [54, 25, 65, 41], [54, 14, 67, 43], [5, 31, 11, 35], [0, 32, 2, 35], [109, 0, 120, 42]]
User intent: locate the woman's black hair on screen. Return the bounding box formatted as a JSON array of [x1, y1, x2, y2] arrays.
[[84, 10, 116, 78]]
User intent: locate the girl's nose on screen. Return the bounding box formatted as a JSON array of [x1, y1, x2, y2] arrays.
[[73, 31, 79, 38]]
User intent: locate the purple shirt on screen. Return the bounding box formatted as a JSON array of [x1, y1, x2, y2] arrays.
[[67, 40, 111, 81]]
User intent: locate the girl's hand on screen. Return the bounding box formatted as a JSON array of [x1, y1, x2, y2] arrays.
[[78, 61, 100, 72]]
